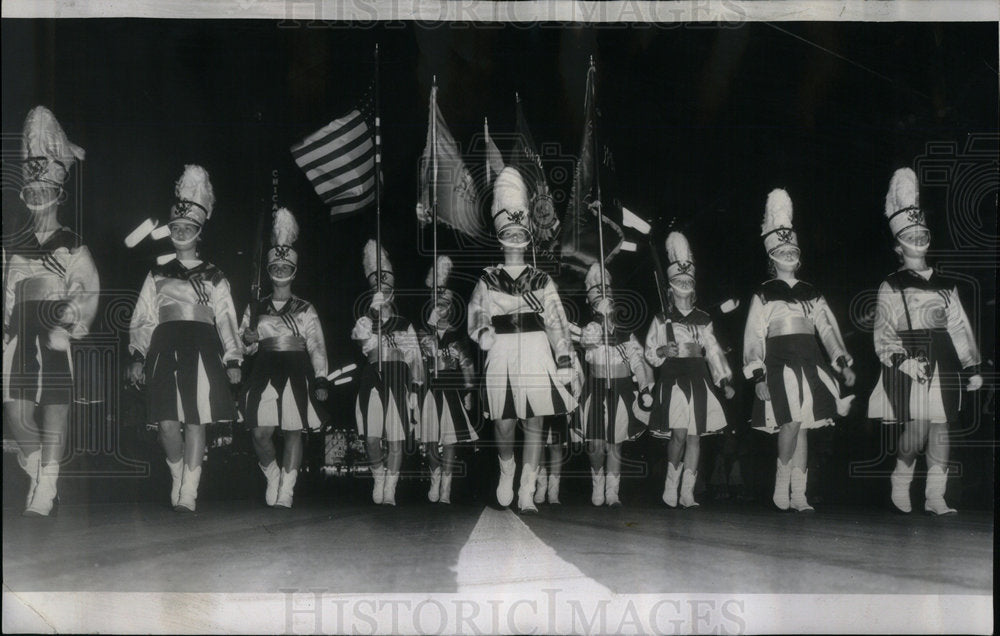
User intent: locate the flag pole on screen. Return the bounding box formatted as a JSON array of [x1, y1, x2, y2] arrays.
[[589, 56, 611, 390], [375, 43, 383, 373], [431, 76, 439, 379], [484, 116, 490, 187]]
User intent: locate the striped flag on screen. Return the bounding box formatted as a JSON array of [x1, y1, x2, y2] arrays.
[[291, 93, 377, 218]]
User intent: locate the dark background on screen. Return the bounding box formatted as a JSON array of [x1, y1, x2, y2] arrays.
[[2, 20, 996, 508]]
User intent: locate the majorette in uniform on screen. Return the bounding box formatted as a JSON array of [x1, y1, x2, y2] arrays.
[[468, 166, 578, 513], [417, 256, 479, 504], [128, 165, 242, 513], [577, 263, 653, 507], [867, 168, 982, 515], [239, 208, 330, 509], [742, 189, 856, 512], [4, 106, 97, 517], [351, 240, 425, 505], [645, 232, 734, 509]]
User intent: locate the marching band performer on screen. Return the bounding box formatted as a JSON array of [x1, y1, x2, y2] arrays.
[[417, 256, 478, 504], [867, 168, 982, 515], [468, 167, 578, 513], [239, 208, 329, 509], [579, 263, 653, 507], [352, 240, 425, 506], [645, 232, 734, 509], [4, 106, 97, 516], [743, 189, 856, 512], [127, 165, 242, 513]]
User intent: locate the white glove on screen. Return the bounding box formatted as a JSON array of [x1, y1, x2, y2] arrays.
[[47, 327, 71, 352], [371, 291, 387, 309], [408, 392, 419, 412], [556, 364, 574, 386], [967, 374, 983, 392], [899, 358, 928, 383], [580, 322, 603, 348], [352, 316, 373, 341], [478, 327, 497, 352], [594, 298, 613, 316]]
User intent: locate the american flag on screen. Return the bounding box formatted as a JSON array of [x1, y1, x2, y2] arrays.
[[291, 89, 377, 218]]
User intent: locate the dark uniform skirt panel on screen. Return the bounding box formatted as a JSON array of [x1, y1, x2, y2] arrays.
[[145, 321, 237, 425], [420, 373, 478, 445], [355, 360, 411, 441], [241, 349, 327, 431], [3, 301, 73, 406], [578, 375, 647, 443], [752, 333, 840, 432], [649, 358, 726, 437], [870, 329, 962, 425]]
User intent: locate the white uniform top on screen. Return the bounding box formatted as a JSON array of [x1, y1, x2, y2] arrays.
[[3, 227, 99, 340], [129, 258, 242, 364], [239, 295, 329, 378], [645, 307, 732, 386]]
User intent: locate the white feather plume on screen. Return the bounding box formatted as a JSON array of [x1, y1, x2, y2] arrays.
[[665, 231, 693, 265], [363, 239, 392, 279], [271, 207, 299, 247], [425, 255, 453, 288], [762, 188, 794, 234], [584, 262, 611, 290], [885, 168, 919, 217], [174, 164, 215, 217], [22, 106, 86, 165]]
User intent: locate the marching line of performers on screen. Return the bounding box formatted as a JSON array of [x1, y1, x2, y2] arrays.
[[3, 108, 985, 519]]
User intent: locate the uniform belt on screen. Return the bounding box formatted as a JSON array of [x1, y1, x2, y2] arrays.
[[767, 316, 813, 337], [674, 342, 703, 358], [366, 349, 407, 365], [17, 277, 65, 302], [590, 362, 631, 378], [492, 313, 545, 334], [159, 304, 214, 324], [899, 317, 948, 330], [259, 335, 307, 352]]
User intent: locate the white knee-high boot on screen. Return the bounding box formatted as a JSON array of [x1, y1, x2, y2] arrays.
[[773, 460, 791, 511], [175, 464, 202, 513], [24, 461, 59, 517], [18, 450, 41, 509], [518, 464, 538, 513], [260, 461, 280, 507], [605, 472, 621, 507], [496, 456, 515, 507], [924, 465, 956, 516], [275, 468, 297, 508], [440, 473, 452, 504], [890, 459, 914, 513], [383, 471, 399, 506], [371, 465, 386, 505], [591, 467, 606, 506], [662, 463, 682, 508], [534, 467, 548, 504], [428, 466, 442, 503], [789, 467, 813, 512], [679, 468, 699, 509]]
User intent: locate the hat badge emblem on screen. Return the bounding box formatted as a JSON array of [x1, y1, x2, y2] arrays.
[[273, 245, 292, 259], [677, 261, 693, 274], [505, 209, 526, 225], [24, 157, 49, 180], [907, 208, 924, 224], [776, 228, 794, 243]]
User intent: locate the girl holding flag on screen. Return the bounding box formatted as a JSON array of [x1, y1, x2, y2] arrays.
[[239, 208, 330, 509]]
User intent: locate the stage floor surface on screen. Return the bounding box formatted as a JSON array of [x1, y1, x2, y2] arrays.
[[4, 497, 992, 596]]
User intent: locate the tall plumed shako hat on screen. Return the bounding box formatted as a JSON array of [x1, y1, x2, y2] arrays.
[[170, 165, 215, 227], [491, 167, 532, 247], [665, 231, 695, 279], [884, 168, 928, 238], [267, 207, 299, 269], [584, 262, 612, 308], [761, 189, 798, 253], [21, 106, 85, 187], [363, 239, 394, 292]]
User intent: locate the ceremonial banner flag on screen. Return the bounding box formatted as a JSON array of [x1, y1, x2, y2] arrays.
[[561, 63, 625, 276], [417, 85, 487, 239], [291, 91, 376, 218], [512, 95, 560, 244]]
